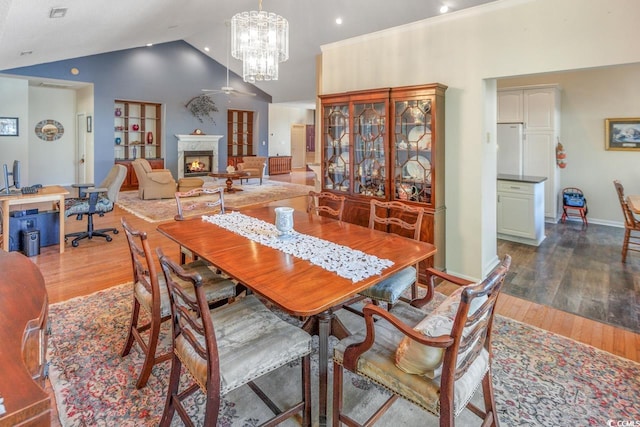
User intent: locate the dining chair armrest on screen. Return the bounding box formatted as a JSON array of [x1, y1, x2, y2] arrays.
[[342, 303, 454, 372], [426, 267, 475, 287], [408, 268, 474, 308]]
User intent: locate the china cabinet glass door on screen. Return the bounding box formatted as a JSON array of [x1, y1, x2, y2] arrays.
[[323, 104, 350, 192], [393, 97, 433, 205], [353, 101, 386, 197]]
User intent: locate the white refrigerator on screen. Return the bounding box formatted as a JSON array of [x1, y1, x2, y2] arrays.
[[497, 123, 524, 175]]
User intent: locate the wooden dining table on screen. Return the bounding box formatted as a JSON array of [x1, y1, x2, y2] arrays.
[[627, 195, 640, 214], [157, 206, 436, 426]]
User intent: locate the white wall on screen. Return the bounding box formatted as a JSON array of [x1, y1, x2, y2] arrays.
[[320, 0, 640, 279], [268, 104, 314, 157], [77, 85, 95, 182], [0, 77, 29, 186], [498, 63, 640, 226], [29, 86, 77, 186]]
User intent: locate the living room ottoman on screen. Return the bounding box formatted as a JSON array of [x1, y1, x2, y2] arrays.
[[178, 177, 204, 193]]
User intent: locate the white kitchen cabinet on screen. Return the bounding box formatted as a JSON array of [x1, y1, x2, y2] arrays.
[[523, 133, 554, 177], [497, 178, 546, 246], [497, 90, 523, 123], [524, 88, 556, 132], [497, 84, 561, 221]]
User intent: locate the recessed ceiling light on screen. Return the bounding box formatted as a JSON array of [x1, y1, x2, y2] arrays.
[[49, 8, 67, 19], [335, 17, 343, 25], [440, 5, 449, 13], [146, 43, 153, 47], [204, 47, 210, 52]]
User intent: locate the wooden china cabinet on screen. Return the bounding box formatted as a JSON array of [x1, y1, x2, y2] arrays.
[[319, 83, 447, 271]]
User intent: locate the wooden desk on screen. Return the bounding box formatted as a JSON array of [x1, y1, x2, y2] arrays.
[[157, 207, 436, 425], [0, 251, 51, 426], [0, 185, 69, 253], [627, 195, 640, 214]]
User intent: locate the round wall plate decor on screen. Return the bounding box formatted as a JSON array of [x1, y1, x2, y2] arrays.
[[35, 119, 64, 141]]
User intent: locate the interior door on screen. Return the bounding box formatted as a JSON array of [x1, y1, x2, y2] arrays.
[[76, 113, 87, 183], [291, 124, 306, 168]]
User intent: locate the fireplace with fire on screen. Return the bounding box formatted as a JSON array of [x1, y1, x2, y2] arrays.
[[184, 151, 213, 177]]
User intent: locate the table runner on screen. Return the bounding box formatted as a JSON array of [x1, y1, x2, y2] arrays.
[[202, 211, 393, 282]]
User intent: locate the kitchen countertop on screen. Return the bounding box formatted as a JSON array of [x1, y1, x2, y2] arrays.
[[497, 174, 547, 184]]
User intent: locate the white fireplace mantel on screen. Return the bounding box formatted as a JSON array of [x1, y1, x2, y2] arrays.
[[176, 134, 223, 178]]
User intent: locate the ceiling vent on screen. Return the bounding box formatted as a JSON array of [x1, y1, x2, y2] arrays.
[[49, 8, 67, 19]]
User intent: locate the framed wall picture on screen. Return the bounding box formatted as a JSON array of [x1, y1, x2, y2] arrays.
[[605, 118, 640, 151], [0, 117, 19, 136]]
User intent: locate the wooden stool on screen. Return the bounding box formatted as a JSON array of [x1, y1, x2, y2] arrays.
[[177, 177, 204, 193]]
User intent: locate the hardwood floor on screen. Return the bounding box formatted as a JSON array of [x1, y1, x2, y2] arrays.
[[30, 168, 639, 425]]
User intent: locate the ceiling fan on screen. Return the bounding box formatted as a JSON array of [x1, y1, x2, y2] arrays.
[[202, 22, 256, 97], [202, 66, 256, 97]]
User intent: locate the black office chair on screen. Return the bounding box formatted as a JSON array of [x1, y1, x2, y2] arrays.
[[64, 164, 127, 247]]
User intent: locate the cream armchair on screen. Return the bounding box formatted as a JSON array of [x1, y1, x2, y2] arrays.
[[131, 158, 176, 199], [237, 156, 266, 185]]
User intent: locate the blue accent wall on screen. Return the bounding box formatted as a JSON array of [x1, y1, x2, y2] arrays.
[[2, 41, 272, 181]]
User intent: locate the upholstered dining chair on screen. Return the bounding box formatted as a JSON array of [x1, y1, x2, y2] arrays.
[[119, 218, 237, 389], [358, 199, 424, 307], [156, 249, 312, 427], [333, 255, 511, 427], [307, 190, 346, 221], [174, 186, 225, 264], [64, 163, 126, 247], [613, 180, 640, 263]]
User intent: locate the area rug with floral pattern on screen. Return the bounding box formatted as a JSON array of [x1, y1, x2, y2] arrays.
[[47, 284, 640, 426], [115, 180, 314, 223]]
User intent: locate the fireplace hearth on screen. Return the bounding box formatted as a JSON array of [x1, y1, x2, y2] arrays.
[[184, 151, 213, 177], [175, 134, 222, 179]]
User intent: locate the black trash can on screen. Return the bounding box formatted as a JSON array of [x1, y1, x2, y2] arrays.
[[21, 229, 40, 257]]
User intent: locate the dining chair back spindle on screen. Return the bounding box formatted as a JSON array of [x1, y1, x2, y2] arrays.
[[174, 186, 225, 263], [333, 255, 512, 427], [307, 190, 346, 221], [613, 180, 640, 262], [119, 217, 236, 388], [157, 249, 312, 426], [359, 199, 425, 306]]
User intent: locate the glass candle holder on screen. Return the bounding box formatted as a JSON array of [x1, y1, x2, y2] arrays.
[[275, 207, 294, 238]]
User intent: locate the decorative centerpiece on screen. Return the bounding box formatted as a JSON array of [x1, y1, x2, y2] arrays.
[[275, 207, 295, 238], [226, 165, 235, 173]]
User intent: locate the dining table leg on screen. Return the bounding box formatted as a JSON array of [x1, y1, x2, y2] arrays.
[[317, 311, 331, 427], [302, 308, 352, 426]]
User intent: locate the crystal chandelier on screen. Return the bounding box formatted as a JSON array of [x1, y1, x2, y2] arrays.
[[231, 0, 289, 83]]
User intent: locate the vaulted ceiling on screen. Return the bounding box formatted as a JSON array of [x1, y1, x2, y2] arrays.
[[0, 0, 496, 104]]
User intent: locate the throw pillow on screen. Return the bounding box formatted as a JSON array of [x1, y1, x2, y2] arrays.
[[395, 284, 487, 377]]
